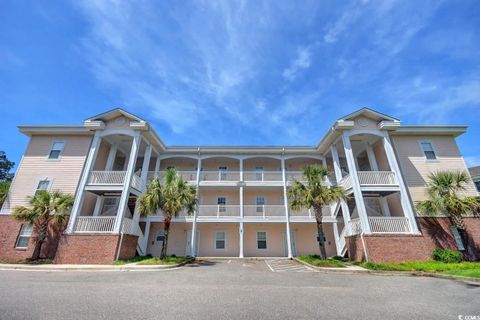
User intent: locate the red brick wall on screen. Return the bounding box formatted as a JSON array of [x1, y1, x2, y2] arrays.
[[54, 233, 139, 264], [347, 217, 480, 262], [118, 235, 139, 260], [0, 215, 65, 263]]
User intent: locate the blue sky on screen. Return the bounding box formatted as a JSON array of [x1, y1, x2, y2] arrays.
[[1, 0, 479, 169]]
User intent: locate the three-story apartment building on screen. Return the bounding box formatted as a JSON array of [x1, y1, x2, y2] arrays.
[[1, 107, 479, 264]]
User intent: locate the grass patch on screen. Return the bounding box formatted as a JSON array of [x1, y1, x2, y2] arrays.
[[0, 258, 54, 265], [297, 255, 346, 268], [113, 255, 191, 266], [361, 261, 480, 278]]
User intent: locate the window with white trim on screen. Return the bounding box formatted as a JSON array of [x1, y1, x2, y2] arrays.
[[420, 141, 437, 160], [450, 226, 465, 251], [15, 224, 33, 248], [256, 231, 267, 249], [256, 196, 265, 213], [217, 197, 226, 213], [215, 231, 226, 250], [35, 179, 50, 194], [48, 141, 65, 159]]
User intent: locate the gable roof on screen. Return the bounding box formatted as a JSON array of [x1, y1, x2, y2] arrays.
[[85, 108, 146, 122], [338, 107, 399, 122]]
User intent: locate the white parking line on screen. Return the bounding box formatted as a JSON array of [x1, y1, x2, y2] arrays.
[[265, 259, 315, 273]]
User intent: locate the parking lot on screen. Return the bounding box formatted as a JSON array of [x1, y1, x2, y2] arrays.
[[0, 259, 478, 320]]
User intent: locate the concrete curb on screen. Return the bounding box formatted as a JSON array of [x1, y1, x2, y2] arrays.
[[293, 258, 480, 285], [0, 258, 194, 272]]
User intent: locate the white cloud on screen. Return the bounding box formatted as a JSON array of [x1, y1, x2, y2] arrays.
[[282, 47, 312, 81]]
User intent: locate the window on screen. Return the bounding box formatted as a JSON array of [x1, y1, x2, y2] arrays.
[[450, 226, 465, 251], [255, 166, 264, 181], [420, 141, 437, 160], [15, 224, 33, 248], [35, 179, 50, 194], [256, 196, 265, 213], [156, 230, 165, 242], [48, 141, 64, 159], [219, 166, 228, 181], [215, 231, 226, 250], [217, 197, 226, 213], [256, 231, 267, 249], [102, 197, 118, 215]]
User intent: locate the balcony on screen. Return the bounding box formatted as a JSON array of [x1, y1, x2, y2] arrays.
[[243, 171, 283, 185], [86, 171, 144, 192], [197, 205, 241, 220], [148, 171, 197, 184], [243, 205, 285, 221], [199, 171, 240, 186], [338, 171, 398, 192]]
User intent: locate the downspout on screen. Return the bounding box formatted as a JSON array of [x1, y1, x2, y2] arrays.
[[115, 231, 125, 261]]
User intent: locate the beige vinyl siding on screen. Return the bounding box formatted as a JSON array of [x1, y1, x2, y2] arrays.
[[2, 135, 91, 212], [391, 135, 477, 203]]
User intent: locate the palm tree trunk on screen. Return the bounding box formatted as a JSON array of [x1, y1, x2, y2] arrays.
[[314, 205, 327, 259], [160, 217, 171, 259], [32, 222, 48, 260]]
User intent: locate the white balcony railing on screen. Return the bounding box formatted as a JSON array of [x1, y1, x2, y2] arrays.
[[200, 171, 240, 182], [348, 218, 363, 235], [347, 216, 411, 235], [243, 205, 285, 218], [286, 171, 304, 182], [243, 171, 283, 182], [74, 216, 116, 233], [289, 208, 312, 218], [339, 171, 397, 190], [358, 171, 397, 185], [197, 205, 241, 218], [147, 171, 198, 183], [131, 174, 144, 190], [368, 217, 410, 233], [88, 171, 126, 185]]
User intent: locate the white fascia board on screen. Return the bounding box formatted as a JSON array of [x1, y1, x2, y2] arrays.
[[378, 121, 401, 130], [83, 120, 105, 130], [392, 126, 468, 137], [129, 121, 149, 130], [18, 126, 93, 136], [334, 120, 355, 130]]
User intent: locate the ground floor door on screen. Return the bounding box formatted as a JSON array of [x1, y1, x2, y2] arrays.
[[283, 231, 297, 256], [185, 230, 200, 257]]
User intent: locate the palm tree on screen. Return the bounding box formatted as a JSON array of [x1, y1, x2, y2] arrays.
[[288, 165, 348, 259], [12, 191, 74, 260], [137, 168, 197, 259], [416, 170, 480, 255], [0, 181, 10, 207]]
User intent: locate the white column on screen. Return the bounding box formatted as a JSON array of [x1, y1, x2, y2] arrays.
[[239, 158, 244, 258], [281, 157, 293, 258], [379, 197, 391, 217], [154, 157, 160, 175], [382, 134, 420, 233], [342, 133, 371, 234], [113, 133, 141, 233], [93, 195, 104, 216], [141, 219, 151, 255], [190, 156, 202, 257], [140, 144, 153, 190], [105, 143, 117, 170], [65, 133, 102, 234], [332, 221, 341, 255], [331, 145, 351, 223], [365, 143, 379, 171]]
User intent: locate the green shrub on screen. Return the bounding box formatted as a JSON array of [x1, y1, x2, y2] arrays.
[[432, 248, 463, 263]]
